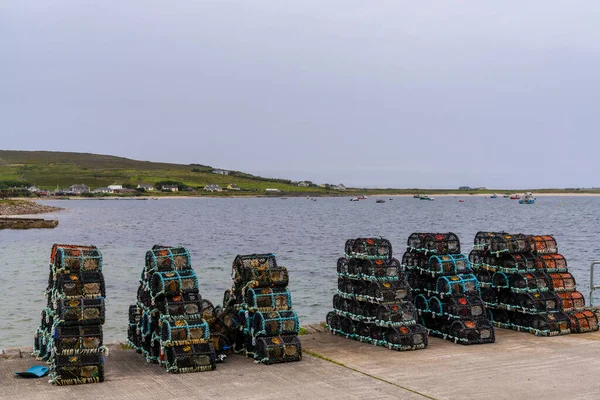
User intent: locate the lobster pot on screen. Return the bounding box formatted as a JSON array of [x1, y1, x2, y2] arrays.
[[368, 281, 411, 303], [150, 270, 199, 299], [53, 272, 105, 299], [155, 293, 203, 320], [568, 310, 599, 333], [127, 324, 142, 350], [201, 299, 218, 325], [537, 254, 568, 272], [55, 298, 106, 326], [360, 258, 403, 280], [385, 324, 428, 349], [164, 343, 217, 372], [354, 321, 372, 338], [480, 287, 500, 305], [52, 353, 104, 385], [528, 235, 558, 254], [376, 303, 416, 325], [326, 311, 341, 331], [449, 319, 495, 344], [407, 271, 437, 294], [549, 273, 577, 292], [160, 317, 210, 346], [436, 274, 480, 296], [468, 250, 485, 268], [473, 232, 505, 250], [490, 233, 530, 254], [414, 294, 430, 313], [128, 304, 141, 325], [210, 332, 231, 355], [242, 265, 289, 290], [41, 308, 55, 331], [345, 238, 392, 259], [516, 292, 560, 312], [137, 285, 152, 308], [442, 294, 486, 319], [337, 277, 370, 298], [337, 258, 351, 276], [407, 232, 460, 254], [254, 335, 302, 364], [233, 253, 278, 276], [53, 325, 103, 355], [140, 309, 159, 338], [401, 251, 429, 270], [34, 328, 51, 360], [333, 294, 352, 313], [245, 287, 292, 312], [428, 254, 471, 275], [252, 310, 300, 337], [339, 316, 357, 335], [350, 299, 377, 319], [51, 244, 102, 274], [495, 253, 537, 272], [488, 309, 513, 325], [557, 291, 586, 312], [529, 312, 571, 336], [502, 272, 551, 292], [145, 246, 191, 273], [475, 269, 494, 288]]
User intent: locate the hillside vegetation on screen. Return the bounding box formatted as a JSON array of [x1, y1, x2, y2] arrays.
[[0, 150, 328, 194]]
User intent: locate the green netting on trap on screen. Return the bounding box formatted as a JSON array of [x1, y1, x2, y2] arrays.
[[491, 271, 551, 293], [54, 298, 105, 326], [155, 293, 203, 320], [516, 291, 561, 313], [407, 233, 460, 255], [51, 244, 103, 274], [344, 238, 392, 259], [33, 328, 51, 360], [375, 303, 417, 326], [339, 257, 403, 281], [425, 294, 487, 319], [254, 335, 302, 364], [160, 315, 210, 346], [53, 325, 104, 355], [385, 324, 428, 349], [164, 342, 217, 373], [52, 272, 105, 300], [332, 295, 377, 322], [140, 308, 159, 338], [469, 251, 538, 273], [145, 245, 191, 273], [51, 353, 104, 385], [150, 270, 199, 300], [250, 310, 300, 337], [243, 287, 292, 312]]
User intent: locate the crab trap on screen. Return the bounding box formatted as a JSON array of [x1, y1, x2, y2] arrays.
[[508, 311, 572, 336], [557, 291, 586, 312], [528, 235, 558, 254], [253, 335, 302, 364], [243, 287, 293, 312], [375, 303, 417, 326], [34, 328, 51, 360], [159, 316, 210, 346], [426, 254, 471, 276], [536, 254, 568, 272], [163, 343, 217, 372], [568, 310, 599, 333], [150, 270, 199, 299], [155, 293, 203, 320], [53, 325, 104, 355], [401, 251, 429, 269], [516, 292, 561, 313], [233, 254, 288, 291], [548, 273, 577, 292], [384, 324, 428, 349], [407, 232, 460, 254], [52, 353, 104, 385], [145, 246, 191, 273], [491, 271, 551, 292], [427, 294, 487, 319], [51, 244, 103, 274], [52, 272, 105, 299], [345, 238, 392, 259], [54, 298, 106, 326], [473, 231, 505, 250]]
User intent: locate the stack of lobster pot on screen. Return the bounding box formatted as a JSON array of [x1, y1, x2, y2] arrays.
[[403, 233, 495, 345], [470, 232, 599, 336], [221, 253, 302, 364], [33, 244, 107, 385], [326, 238, 428, 351], [127, 245, 217, 373]]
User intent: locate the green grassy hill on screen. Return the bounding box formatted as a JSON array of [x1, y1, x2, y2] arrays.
[[0, 150, 326, 194]]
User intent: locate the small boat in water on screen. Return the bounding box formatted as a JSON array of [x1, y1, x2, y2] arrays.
[[350, 194, 368, 201], [419, 195, 435, 201], [490, 193, 498, 198], [376, 199, 385, 203], [519, 192, 535, 204], [509, 194, 521, 200]]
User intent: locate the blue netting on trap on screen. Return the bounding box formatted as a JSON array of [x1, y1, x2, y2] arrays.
[[407, 233, 460, 255], [164, 342, 217, 373], [344, 238, 392, 259], [426, 254, 471, 276], [250, 310, 300, 337], [52, 272, 105, 300], [150, 270, 199, 299], [243, 287, 293, 312], [54, 298, 106, 326], [52, 353, 105, 385], [160, 316, 210, 346], [254, 335, 302, 365], [145, 246, 191, 273], [155, 293, 203, 320], [436, 274, 480, 297], [51, 244, 103, 274], [53, 325, 104, 355]]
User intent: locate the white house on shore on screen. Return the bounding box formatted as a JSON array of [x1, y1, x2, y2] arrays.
[[204, 184, 222, 192], [108, 184, 123, 191], [265, 188, 281, 193], [137, 183, 154, 191], [297, 181, 310, 187], [162, 185, 179, 192], [69, 184, 90, 194], [93, 187, 111, 194], [212, 169, 229, 175]]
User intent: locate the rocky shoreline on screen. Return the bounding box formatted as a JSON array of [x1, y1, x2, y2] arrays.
[[0, 200, 63, 216]]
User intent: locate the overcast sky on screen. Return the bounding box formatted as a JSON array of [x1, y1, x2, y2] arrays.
[[1, 1, 598, 188]]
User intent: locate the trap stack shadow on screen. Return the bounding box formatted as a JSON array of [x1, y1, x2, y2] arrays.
[[221, 253, 302, 364], [403, 233, 495, 344], [127, 245, 218, 373], [326, 238, 429, 351], [471, 232, 599, 336], [33, 244, 107, 385]]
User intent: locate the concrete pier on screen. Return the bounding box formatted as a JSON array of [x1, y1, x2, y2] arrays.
[[3, 325, 600, 400]]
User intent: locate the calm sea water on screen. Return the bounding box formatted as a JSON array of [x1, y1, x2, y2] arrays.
[[1, 196, 599, 347]]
